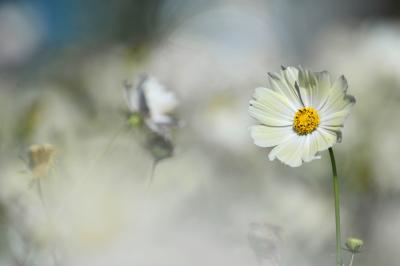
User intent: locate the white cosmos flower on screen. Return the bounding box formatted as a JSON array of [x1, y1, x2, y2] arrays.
[[249, 66, 355, 167], [124, 75, 179, 131]]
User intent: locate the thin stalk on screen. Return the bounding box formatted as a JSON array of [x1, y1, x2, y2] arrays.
[[147, 159, 158, 187], [349, 253, 355, 266], [35, 179, 59, 266], [36, 179, 46, 209], [82, 123, 126, 184], [328, 147, 342, 266]]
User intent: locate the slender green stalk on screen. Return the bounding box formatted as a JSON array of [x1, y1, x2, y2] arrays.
[[349, 253, 355, 266], [328, 147, 342, 266], [147, 159, 158, 187], [82, 123, 126, 183]]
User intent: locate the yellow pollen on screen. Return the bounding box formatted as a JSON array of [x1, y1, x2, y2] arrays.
[[293, 107, 320, 135]]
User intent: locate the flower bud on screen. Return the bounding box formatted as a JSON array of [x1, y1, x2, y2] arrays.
[[147, 134, 174, 162], [345, 237, 364, 253]]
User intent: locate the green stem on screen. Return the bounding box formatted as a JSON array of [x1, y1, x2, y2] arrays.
[[328, 147, 342, 266], [146, 159, 158, 187], [349, 253, 355, 266]]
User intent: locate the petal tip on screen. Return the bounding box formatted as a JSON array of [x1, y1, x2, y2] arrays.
[[267, 72, 280, 81], [346, 94, 356, 104]]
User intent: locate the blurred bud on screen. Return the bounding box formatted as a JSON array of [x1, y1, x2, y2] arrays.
[[28, 143, 56, 179], [345, 237, 364, 253], [147, 134, 174, 162]]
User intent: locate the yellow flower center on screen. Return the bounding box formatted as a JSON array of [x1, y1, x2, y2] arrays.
[[293, 107, 320, 135]]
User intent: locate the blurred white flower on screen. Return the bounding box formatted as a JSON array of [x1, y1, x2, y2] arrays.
[[124, 75, 178, 133], [144, 77, 178, 124], [249, 66, 355, 167], [124, 75, 180, 167]]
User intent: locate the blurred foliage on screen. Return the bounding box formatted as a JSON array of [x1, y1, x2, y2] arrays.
[[16, 100, 43, 144]]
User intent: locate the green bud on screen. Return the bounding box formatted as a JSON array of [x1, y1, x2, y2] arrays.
[[345, 237, 364, 253], [128, 113, 142, 128], [147, 134, 174, 162]]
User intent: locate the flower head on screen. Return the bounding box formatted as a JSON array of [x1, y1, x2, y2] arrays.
[[345, 237, 364, 253], [124, 74, 179, 134], [249, 66, 355, 167], [28, 143, 56, 179], [123, 74, 180, 163]]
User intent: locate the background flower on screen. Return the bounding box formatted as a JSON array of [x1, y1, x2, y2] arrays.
[[125, 75, 179, 129]]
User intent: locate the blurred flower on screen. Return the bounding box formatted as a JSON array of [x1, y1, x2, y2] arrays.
[[124, 75, 180, 181], [28, 143, 56, 180], [249, 66, 355, 167], [345, 237, 364, 253], [248, 222, 282, 266], [124, 74, 179, 136]]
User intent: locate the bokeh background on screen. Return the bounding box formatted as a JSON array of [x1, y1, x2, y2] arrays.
[[1, 0, 400, 265]]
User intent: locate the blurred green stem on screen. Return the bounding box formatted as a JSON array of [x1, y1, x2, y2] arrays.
[[35, 179, 59, 266], [329, 147, 342, 266], [147, 159, 158, 187], [36, 179, 46, 210], [349, 253, 355, 266]]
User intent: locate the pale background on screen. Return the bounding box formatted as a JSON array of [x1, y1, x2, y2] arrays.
[[1, 0, 400, 265]]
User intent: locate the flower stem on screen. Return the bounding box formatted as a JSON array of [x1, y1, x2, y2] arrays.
[[328, 147, 342, 266], [349, 253, 355, 266], [147, 159, 158, 187]]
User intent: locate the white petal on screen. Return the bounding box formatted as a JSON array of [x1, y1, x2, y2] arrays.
[[302, 132, 321, 162], [298, 85, 310, 106], [320, 106, 353, 127], [284, 66, 300, 87], [249, 106, 291, 127], [253, 87, 298, 113], [151, 113, 173, 124], [332, 75, 348, 92], [144, 77, 178, 120], [268, 68, 303, 109], [319, 76, 355, 114], [297, 69, 333, 110], [269, 76, 299, 108], [249, 100, 294, 126], [268, 135, 306, 167], [249, 87, 296, 126], [315, 71, 332, 108], [250, 125, 296, 147], [315, 128, 338, 151]]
